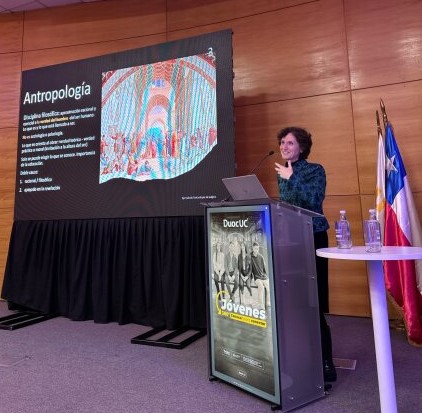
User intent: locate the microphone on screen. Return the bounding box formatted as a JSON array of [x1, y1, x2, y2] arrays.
[[250, 150, 275, 174]]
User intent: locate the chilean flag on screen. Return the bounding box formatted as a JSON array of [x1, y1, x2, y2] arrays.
[[384, 122, 422, 345]]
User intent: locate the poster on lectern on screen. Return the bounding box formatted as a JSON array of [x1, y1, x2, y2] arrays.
[[206, 204, 280, 405]]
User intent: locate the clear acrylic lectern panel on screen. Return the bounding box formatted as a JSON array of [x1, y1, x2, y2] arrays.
[[270, 201, 324, 411]]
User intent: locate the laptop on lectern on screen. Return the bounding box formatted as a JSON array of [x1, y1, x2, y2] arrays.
[[222, 174, 269, 201]]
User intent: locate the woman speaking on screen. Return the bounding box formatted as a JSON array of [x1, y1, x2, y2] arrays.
[[275, 126, 336, 384]]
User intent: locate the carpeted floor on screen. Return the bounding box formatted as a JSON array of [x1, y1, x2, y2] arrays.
[[0, 300, 420, 413]]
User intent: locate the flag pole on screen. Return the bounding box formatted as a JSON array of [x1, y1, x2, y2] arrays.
[[380, 98, 388, 127], [376, 110, 382, 136]]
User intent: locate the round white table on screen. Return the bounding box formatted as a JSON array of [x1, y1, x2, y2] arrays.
[[316, 246, 422, 413]]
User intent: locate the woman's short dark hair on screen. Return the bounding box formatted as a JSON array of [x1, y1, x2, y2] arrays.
[[276, 126, 312, 160]]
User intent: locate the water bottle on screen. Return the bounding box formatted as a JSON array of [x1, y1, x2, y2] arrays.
[[363, 209, 382, 252], [335, 210, 352, 249]]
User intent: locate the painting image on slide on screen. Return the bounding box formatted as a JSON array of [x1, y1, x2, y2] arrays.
[[100, 51, 217, 183]]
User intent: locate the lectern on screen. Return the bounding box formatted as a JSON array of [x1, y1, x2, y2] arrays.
[[205, 198, 324, 411]]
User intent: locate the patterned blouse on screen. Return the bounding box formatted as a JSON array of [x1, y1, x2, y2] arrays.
[[277, 159, 329, 233]]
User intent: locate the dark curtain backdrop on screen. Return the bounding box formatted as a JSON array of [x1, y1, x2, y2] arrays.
[[2, 216, 207, 329]]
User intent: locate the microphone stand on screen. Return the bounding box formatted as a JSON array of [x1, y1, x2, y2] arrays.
[[250, 150, 275, 175]]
